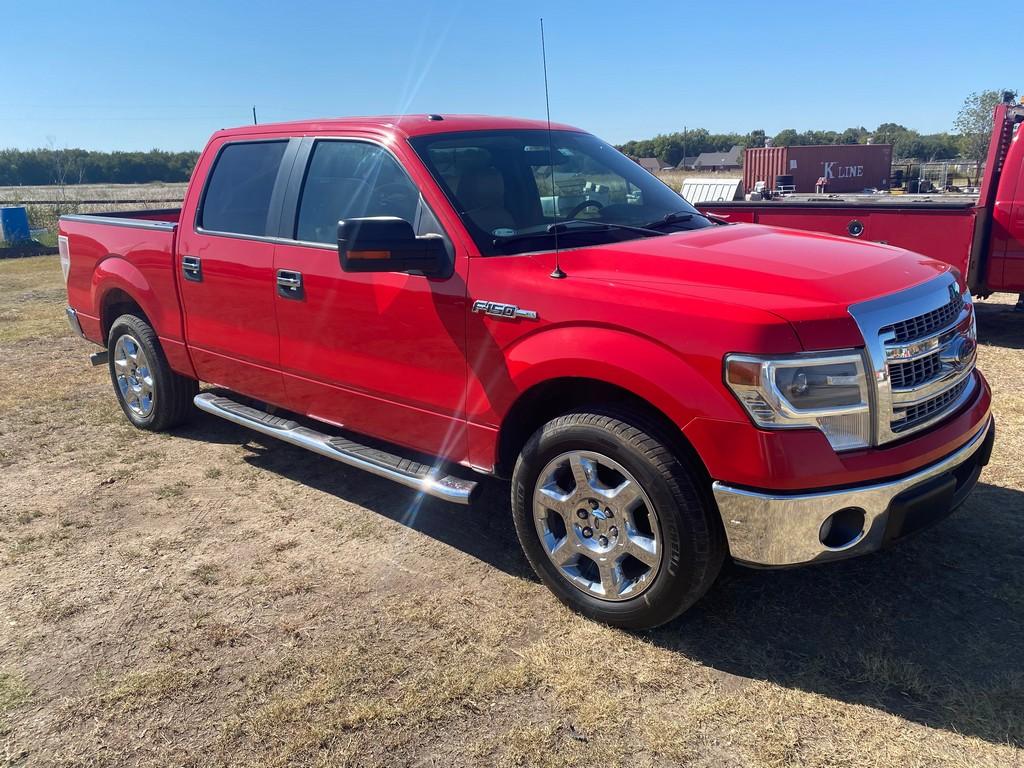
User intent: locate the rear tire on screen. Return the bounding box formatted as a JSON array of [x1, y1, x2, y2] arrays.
[[511, 409, 724, 630], [107, 314, 197, 431]]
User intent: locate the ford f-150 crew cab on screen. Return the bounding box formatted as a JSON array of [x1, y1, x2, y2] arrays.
[[60, 115, 994, 629]]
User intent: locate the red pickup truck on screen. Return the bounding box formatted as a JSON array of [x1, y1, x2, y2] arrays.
[[700, 100, 1024, 300], [60, 115, 994, 629]]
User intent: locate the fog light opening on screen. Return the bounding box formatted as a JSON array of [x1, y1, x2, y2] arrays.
[[820, 507, 866, 550]]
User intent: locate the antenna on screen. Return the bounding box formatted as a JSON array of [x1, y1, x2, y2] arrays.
[[252, 106, 258, 125], [540, 18, 565, 279]]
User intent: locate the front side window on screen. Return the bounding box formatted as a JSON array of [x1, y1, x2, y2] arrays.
[[410, 129, 713, 255], [295, 141, 438, 245], [199, 141, 287, 236]]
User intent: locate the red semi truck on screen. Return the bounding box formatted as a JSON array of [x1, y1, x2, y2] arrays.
[[700, 101, 1024, 300], [60, 115, 992, 629]]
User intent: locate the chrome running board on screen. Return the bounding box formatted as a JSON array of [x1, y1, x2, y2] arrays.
[[194, 393, 479, 505]]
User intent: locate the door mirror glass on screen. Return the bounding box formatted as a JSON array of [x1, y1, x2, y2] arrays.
[[338, 217, 447, 276]]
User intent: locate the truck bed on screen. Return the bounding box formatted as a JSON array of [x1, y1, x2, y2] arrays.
[[62, 207, 182, 228], [59, 207, 193, 376]]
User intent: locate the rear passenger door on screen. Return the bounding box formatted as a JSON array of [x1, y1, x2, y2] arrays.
[[178, 138, 297, 403], [271, 138, 469, 461]]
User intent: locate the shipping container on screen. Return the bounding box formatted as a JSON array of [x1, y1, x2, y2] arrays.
[[743, 146, 787, 195], [743, 144, 893, 194]]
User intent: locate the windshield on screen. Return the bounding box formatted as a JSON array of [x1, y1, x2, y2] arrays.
[[409, 129, 712, 255]]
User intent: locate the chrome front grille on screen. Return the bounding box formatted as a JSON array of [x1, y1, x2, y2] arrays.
[[891, 377, 970, 432], [849, 274, 977, 446], [888, 352, 940, 389], [882, 291, 964, 343]]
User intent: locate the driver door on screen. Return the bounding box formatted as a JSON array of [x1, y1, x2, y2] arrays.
[[272, 138, 469, 460]]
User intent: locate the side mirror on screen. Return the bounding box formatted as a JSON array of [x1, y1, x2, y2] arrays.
[[338, 217, 447, 276]]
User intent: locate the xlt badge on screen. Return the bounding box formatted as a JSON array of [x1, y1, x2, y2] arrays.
[[471, 300, 538, 320]]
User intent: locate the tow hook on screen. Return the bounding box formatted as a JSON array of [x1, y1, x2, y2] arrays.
[[89, 350, 109, 367]]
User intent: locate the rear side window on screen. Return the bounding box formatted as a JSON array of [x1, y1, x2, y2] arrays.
[[199, 141, 287, 236]]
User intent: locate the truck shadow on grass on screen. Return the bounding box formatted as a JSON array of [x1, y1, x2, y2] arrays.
[[176, 413, 1023, 748], [976, 296, 1024, 350], [175, 412, 536, 580], [653, 478, 1024, 748]]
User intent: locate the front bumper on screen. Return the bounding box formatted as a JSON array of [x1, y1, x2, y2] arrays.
[[712, 414, 994, 567]]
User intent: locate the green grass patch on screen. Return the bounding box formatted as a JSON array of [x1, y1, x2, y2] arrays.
[[0, 672, 30, 735]]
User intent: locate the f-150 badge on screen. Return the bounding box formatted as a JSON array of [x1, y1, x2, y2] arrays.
[[471, 300, 538, 320]]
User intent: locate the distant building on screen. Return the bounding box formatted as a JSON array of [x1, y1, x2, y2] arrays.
[[635, 157, 662, 174], [693, 145, 742, 171], [675, 156, 699, 170]]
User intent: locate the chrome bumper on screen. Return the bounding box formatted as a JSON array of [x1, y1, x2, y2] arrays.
[[65, 306, 85, 339], [712, 414, 993, 567]]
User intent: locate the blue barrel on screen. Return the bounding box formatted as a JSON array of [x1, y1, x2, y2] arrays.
[[0, 206, 30, 244]]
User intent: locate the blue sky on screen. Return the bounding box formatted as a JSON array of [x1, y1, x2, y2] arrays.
[[2, 0, 1019, 151]]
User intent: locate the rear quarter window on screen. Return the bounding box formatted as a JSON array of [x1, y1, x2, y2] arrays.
[[199, 141, 288, 236]]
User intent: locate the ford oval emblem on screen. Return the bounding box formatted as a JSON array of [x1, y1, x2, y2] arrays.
[[941, 337, 975, 369]]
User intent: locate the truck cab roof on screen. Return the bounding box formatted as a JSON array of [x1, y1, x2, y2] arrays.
[[211, 114, 585, 141]]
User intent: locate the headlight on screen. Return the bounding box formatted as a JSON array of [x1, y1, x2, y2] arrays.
[[724, 350, 872, 451]]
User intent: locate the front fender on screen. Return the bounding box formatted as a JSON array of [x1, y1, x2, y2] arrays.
[[472, 324, 749, 432]]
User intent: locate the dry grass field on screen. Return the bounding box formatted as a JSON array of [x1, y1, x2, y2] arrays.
[[1, 255, 1022, 767], [0, 183, 188, 204], [0, 185, 188, 248]]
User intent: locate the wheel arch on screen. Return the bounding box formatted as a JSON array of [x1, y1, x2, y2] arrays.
[[494, 377, 711, 484], [100, 287, 152, 342], [92, 254, 183, 344]]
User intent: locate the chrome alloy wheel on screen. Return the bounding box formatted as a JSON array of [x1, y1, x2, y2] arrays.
[[113, 334, 155, 418], [533, 451, 662, 601]]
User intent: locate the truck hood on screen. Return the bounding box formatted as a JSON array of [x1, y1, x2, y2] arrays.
[[565, 223, 951, 349]]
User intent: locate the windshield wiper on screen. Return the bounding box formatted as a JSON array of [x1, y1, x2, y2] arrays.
[[493, 219, 664, 246], [549, 220, 665, 237], [643, 210, 719, 230]]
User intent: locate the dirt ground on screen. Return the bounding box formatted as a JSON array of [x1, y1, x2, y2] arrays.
[[1, 255, 1022, 767]]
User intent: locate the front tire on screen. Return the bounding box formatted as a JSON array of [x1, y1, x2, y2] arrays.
[[511, 409, 724, 630], [107, 314, 197, 431]]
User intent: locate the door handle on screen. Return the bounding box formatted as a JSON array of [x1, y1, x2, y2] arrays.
[[182, 255, 202, 282], [276, 269, 304, 299]]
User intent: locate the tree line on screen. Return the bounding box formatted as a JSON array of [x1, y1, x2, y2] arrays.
[[616, 125, 963, 168], [617, 90, 1018, 168], [3, 135, 953, 185], [0, 148, 199, 186], [0, 132, 963, 185]]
